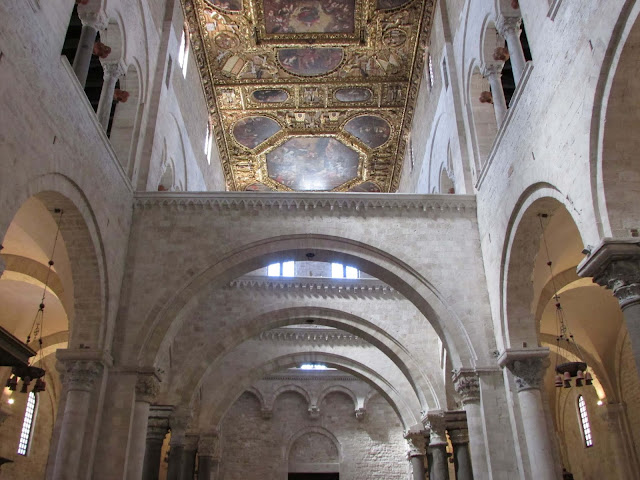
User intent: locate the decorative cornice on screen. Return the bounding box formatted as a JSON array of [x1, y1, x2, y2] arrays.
[[258, 328, 369, 346], [263, 373, 358, 382], [133, 192, 476, 214], [230, 276, 397, 297]]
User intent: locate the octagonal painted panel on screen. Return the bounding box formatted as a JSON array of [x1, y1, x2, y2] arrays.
[[278, 48, 344, 77], [267, 137, 359, 190], [344, 115, 391, 149], [263, 0, 356, 34], [233, 116, 281, 149]]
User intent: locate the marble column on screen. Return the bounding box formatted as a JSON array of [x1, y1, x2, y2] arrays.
[[427, 411, 449, 480], [197, 433, 219, 480], [499, 348, 556, 480], [449, 425, 473, 480], [182, 435, 198, 480], [482, 65, 508, 126], [52, 359, 102, 480], [142, 413, 170, 480], [577, 240, 640, 375], [126, 374, 160, 480], [97, 62, 124, 130], [405, 427, 428, 480], [167, 412, 191, 480], [496, 16, 527, 85], [452, 370, 487, 479], [73, 9, 108, 87]]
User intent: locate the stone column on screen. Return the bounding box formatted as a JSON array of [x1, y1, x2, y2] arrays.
[[426, 411, 449, 480], [167, 412, 191, 480], [405, 427, 428, 480], [142, 411, 171, 480], [73, 9, 108, 87], [126, 374, 160, 480], [448, 423, 472, 480], [482, 65, 508, 126], [496, 16, 527, 85], [182, 435, 198, 480], [197, 433, 219, 480], [52, 359, 102, 480], [97, 62, 124, 130], [452, 369, 487, 479], [499, 348, 556, 480], [577, 240, 640, 374]]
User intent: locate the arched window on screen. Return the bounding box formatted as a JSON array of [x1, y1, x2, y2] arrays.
[[577, 395, 593, 447], [17, 392, 38, 455], [178, 26, 190, 77]]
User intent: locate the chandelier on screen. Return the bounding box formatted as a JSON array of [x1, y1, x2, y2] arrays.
[[538, 214, 593, 389], [6, 208, 64, 394]]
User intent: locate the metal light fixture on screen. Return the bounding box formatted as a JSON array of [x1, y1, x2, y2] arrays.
[[5, 208, 64, 394], [538, 214, 592, 389]]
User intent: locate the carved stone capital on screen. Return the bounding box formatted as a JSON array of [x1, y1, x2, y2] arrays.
[[147, 416, 170, 443], [577, 240, 640, 309], [404, 427, 428, 458], [498, 348, 550, 392], [426, 410, 447, 445], [77, 7, 109, 30], [448, 427, 469, 445], [135, 374, 160, 403], [452, 369, 480, 404], [101, 61, 125, 80], [63, 360, 102, 392], [482, 63, 503, 78], [170, 410, 192, 445], [198, 433, 220, 459], [496, 15, 522, 38], [308, 405, 320, 419], [355, 407, 366, 421]]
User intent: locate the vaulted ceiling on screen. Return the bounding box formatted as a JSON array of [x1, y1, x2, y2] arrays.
[[182, 0, 434, 192]]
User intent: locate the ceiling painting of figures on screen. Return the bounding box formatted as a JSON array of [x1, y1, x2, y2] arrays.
[[183, 0, 435, 191]]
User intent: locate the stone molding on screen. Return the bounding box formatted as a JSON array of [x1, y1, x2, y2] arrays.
[[258, 328, 369, 346], [577, 240, 640, 309], [496, 15, 522, 37], [133, 192, 477, 215], [230, 276, 397, 297], [498, 347, 550, 392], [135, 374, 160, 404], [263, 374, 358, 382], [452, 369, 480, 404]]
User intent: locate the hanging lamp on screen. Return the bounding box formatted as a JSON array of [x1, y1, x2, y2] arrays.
[[538, 214, 593, 389]]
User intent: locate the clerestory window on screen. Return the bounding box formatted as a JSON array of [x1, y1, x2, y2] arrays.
[[577, 395, 593, 447], [17, 392, 37, 455], [331, 263, 358, 279], [267, 261, 294, 277]]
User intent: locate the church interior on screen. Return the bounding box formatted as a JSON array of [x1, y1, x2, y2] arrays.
[[1, 0, 640, 479]]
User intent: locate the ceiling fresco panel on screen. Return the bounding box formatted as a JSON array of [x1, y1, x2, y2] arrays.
[[185, 0, 435, 191]]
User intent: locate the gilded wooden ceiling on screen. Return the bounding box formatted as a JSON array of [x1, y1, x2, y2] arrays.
[[182, 0, 434, 192]]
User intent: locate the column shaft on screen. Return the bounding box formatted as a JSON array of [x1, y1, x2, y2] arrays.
[[410, 454, 426, 480], [52, 388, 92, 480], [621, 302, 640, 374], [505, 30, 526, 85], [428, 444, 449, 480], [72, 23, 98, 87], [486, 71, 508, 125], [518, 388, 555, 479], [167, 444, 185, 480], [97, 64, 121, 130], [197, 456, 212, 480], [462, 402, 487, 479], [453, 443, 473, 480], [126, 401, 151, 480], [182, 448, 197, 480], [142, 438, 164, 480]]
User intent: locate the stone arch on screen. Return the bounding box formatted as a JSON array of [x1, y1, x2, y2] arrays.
[[135, 235, 477, 370], [166, 306, 439, 413], [270, 384, 312, 411], [501, 184, 588, 351], [591, 2, 640, 237], [244, 386, 267, 412], [317, 385, 358, 411], [286, 426, 341, 474], [0, 174, 107, 350], [197, 351, 417, 429]]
